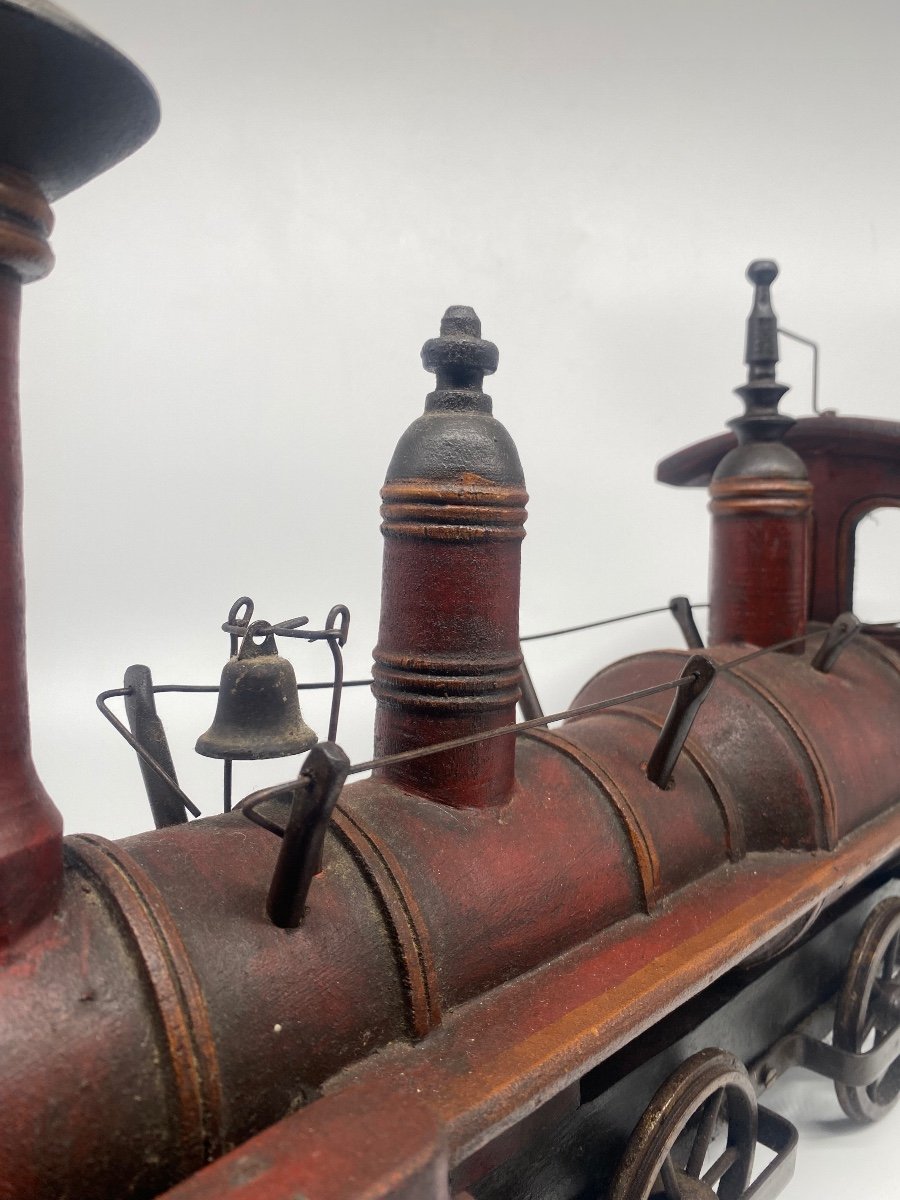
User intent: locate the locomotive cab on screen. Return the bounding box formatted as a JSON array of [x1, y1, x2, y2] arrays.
[[658, 413, 900, 655]]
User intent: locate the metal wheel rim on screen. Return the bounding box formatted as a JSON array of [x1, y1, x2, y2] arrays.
[[834, 896, 900, 1123], [609, 1048, 758, 1200]]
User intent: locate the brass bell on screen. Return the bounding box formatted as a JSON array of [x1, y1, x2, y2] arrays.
[[196, 624, 318, 760]]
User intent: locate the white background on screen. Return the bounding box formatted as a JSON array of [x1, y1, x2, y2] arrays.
[[15, 1, 900, 1195]]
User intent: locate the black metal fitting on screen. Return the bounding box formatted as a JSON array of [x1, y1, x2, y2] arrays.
[[646, 655, 717, 790], [243, 742, 350, 929]]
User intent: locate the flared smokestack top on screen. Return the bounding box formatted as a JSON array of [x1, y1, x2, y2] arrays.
[[374, 307, 528, 808], [0, 0, 160, 200], [708, 261, 812, 649]]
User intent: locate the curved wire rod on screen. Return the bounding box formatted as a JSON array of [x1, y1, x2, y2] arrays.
[[137, 679, 372, 694], [96, 689, 201, 818], [778, 326, 820, 415]]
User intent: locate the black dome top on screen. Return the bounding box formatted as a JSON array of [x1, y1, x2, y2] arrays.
[[385, 306, 525, 487]]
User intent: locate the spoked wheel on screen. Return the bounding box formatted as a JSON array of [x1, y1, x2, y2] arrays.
[[610, 1049, 757, 1200], [834, 896, 900, 1123]]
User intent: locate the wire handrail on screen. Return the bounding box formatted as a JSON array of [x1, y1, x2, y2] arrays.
[[100, 598, 898, 819], [520, 602, 709, 643], [347, 673, 696, 775], [346, 629, 814, 777]]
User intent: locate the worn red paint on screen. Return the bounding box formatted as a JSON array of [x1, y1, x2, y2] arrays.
[[2, 19, 900, 1200], [0, 171, 62, 948]]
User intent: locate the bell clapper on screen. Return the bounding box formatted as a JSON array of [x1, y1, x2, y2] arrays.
[[223, 759, 233, 814]]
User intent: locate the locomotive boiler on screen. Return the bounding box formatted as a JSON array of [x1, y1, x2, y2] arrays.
[[1, 4, 900, 1200]]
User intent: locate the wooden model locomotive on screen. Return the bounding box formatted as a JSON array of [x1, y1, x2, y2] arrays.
[[1, 5, 899, 1199]]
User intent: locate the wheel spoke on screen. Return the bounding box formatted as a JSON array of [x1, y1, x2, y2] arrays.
[[611, 1051, 758, 1200], [862, 1010, 879, 1044], [660, 1153, 687, 1200], [877, 979, 900, 1018], [703, 1145, 740, 1188], [686, 1089, 724, 1178]]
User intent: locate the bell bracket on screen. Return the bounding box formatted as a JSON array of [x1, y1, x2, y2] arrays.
[[97, 596, 354, 824]]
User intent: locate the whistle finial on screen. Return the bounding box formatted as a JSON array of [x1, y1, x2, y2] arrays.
[[745, 259, 780, 383], [727, 258, 791, 445]]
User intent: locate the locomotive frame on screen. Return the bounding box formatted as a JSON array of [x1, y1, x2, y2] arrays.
[[1, 2, 900, 1200]]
